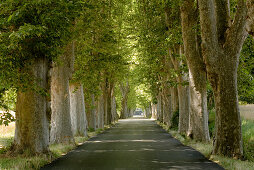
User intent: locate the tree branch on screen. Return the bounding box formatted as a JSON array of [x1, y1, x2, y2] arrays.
[[224, 0, 247, 55], [198, 0, 219, 66], [246, 0, 254, 37], [214, 0, 231, 43]]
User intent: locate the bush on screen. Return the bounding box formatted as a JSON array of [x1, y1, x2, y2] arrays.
[[171, 110, 179, 130], [242, 119, 254, 161], [208, 109, 216, 137]]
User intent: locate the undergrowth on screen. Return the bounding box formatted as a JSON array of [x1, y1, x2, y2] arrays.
[[0, 125, 108, 170], [158, 109, 254, 170]]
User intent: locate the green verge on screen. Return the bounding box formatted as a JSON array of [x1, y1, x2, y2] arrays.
[[0, 126, 110, 170], [158, 120, 254, 170]]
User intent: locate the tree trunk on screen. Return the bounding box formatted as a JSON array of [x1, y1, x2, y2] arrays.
[[97, 94, 104, 129], [129, 108, 135, 118], [198, 0, 247, 157], [145, 105, 151, 118], [69, 83, 87, 137], [50, 43, 74, 144], [169, 46, 190, 134], [111, 91, 118, 122], [152, 104, 157, 119], [212, 67, 243, 157], [120, 82, 129, 119], [156, 94, 163, 122], [177, 82, 189, 134], [188, 70, 209, 141], [14, 58, 49, 154], [180, 1, 210, 141], [162, 87, 171, 126], [106, 82, 113, 124], [86, 94, 97, 130], [170, 87, 179, 114], [247, 0, 254, 37]]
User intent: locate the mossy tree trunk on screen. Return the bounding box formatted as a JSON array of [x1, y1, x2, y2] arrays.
[[170, 46, 190, 135], [180, 1, 210, 141], [50, 43, 74, 144], [198, 0, 248, 157], [69, 83, 87, 137], [14, 58, 49, 155], [120, 82, 129, 119]]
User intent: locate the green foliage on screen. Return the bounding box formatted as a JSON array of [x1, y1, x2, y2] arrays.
[[0, 0, 83, 124], [242, 119, 254, 161], [207, 83, 215, 110], [208, 109, 216, 137], [0, 88, 16, 125], [208, 109, 254, 161], [0, 0, 81, 89], [171, 110, 179, 130], [72, 0, 132, 108], [238, 36, 254, 104]]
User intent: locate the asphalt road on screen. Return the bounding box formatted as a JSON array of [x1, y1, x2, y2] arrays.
[[41, 117, 224, 170]]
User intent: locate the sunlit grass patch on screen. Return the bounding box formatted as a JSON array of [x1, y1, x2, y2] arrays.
[[242, 119, 254, 161], [240, 104, 254, 120], [75, 136, 89, 145], [210, 155, 254, 170], [49, 143, 76, 158], [0, 123, 110, 169], [158, 119, 254, 170], [0, 156, 49, 170], [0, 122, 15, 154]]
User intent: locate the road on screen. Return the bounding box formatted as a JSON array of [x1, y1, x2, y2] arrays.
[[41, 118, 223, 170]]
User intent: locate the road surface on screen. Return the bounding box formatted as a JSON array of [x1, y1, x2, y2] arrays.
[[42, 118, 223, 170]]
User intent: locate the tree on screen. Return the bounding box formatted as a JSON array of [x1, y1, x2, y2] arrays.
[[69, 83, 88, 137], [238, 36, 254, 104], [50, 42, 75, 144], [198, 0, 248, 157], [0, 0, 80, 154], [180, 0, 209, 141], [14, 58, 49, 154]]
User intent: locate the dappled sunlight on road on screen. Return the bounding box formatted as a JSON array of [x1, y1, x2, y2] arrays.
[[42, 118, 223, 170]]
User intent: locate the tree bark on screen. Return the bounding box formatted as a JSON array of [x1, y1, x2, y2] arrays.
[[14, 58, 49, 154], [170, 87, 179, 114], [120, 82, 129, 119], [169, 47, 190, 134], [198, 0, 247, 157], [97, 93, 104, 129], [177, 80, 190, 134], [106, 81, 113, 125], [162, 86, 171, 126], [247, 0, 254, 37], [86, 94, 97, 130], [180, 1, 210, 141], [111, 89, 118, 122], [69, 83, 87, 137], [152, 104, 157, 119], [156, 94, 163, 122], [50, 43, 74, 144]]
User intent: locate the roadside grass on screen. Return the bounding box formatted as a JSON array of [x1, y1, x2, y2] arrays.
[[239, 104, 254, 120], [242, 119, 254, 161], [0, 124, 109, 170], [158, 109, 254, 170]]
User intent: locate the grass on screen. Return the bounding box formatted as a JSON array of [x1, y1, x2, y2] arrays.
[[158, 114, 254, 170], [239, 104, 254, 120], [0, 122, 15, 154], [0, 124, 109, 170], [242, 119, 254, 161]]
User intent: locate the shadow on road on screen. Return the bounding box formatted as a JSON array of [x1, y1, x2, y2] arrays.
[[42, 118, 224, 170]]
